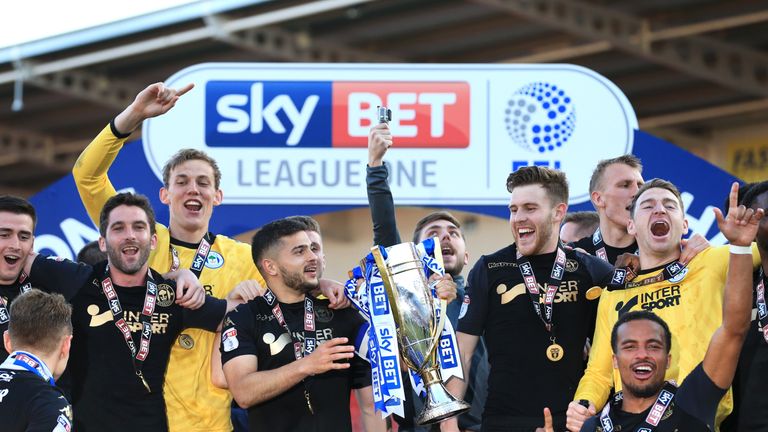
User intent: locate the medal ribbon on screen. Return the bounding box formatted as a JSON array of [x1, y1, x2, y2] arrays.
[[1, 350, 55, 385], [592, 227, 610, 262], [599, 381, 678, 432], [168, 232, 216, 278], [262, 288, 317, 359], [756, 268, 768, 343], [262, 287, 318, 414], [624, 261, 686, 289], [515, 242, 567, 331], [591, 227, 643, 291], [0, 271, 32, 325], [100, 265, 157, 393]]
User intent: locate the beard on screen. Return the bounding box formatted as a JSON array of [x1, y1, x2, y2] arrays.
[[106, 243, 150, 276], [518, 220, 555, 256], [279, 266, 318, 294], [623, 376, 665, 399]]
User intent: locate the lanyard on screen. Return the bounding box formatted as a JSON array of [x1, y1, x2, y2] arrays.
[[262, 287, 317, 413], [756, 268, 768, 343], [169, 232, 216, 278], [0, 271, 32, 325], [592, 227, 610, 263], [100, 265, 157, 393], [624, 261, 686, 289], [591, 227, 639, 263], [262, 288, 316, 359], [599, 381, 678, 432], [515, 243, 566, 332], [2, 350, 55, 385]]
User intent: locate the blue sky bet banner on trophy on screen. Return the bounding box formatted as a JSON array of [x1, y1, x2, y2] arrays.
[[28, 63, 739, 259]]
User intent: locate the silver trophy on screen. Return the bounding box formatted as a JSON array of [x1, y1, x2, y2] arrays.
[[369, 242, 470, 425]]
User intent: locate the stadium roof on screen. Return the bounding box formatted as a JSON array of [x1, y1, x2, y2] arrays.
[[1, 0, 766, 193]]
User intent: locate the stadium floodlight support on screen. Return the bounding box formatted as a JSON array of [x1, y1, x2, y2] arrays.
[[478, 0, 768, 98], [202, 13, 399, 63], [0, 0, 377, 86]]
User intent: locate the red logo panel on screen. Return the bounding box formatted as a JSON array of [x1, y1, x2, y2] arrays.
[[332, 82, 470, 148]]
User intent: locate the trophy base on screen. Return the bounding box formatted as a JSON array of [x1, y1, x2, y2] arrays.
[[415, 383, 471, 426]]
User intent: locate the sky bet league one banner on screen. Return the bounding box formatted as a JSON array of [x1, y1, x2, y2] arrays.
[[30, 63, 739, 260]]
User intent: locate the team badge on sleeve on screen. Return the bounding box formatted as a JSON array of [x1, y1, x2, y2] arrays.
[[222, 327, 239, 352], [52, 413, 72, 432], [459, 294, 470, 319]]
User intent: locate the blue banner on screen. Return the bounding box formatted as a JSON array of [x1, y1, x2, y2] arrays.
[[30, 129, 739, 259]]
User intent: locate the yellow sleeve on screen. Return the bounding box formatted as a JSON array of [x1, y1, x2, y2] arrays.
[[574, 292, 615, 408], [753, 242, 761, 268], [706, 244, 760, 274], [72, 124, 129, 225], [244, 259, 266, 288]]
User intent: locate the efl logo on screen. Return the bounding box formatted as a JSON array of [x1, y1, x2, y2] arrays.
[[205, 80, 469, 148]]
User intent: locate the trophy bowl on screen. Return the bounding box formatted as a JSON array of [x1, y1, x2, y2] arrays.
[[370, 242, 470, 425]]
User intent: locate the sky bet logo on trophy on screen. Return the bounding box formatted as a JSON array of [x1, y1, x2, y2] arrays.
[[345, 237, 468, 425]]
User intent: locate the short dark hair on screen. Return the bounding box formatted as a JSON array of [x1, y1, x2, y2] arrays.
[[99, 193, 157, 237], [77, 240, 107, 265], [611, 310, 672, 354], [284, 215, 321, 235], [412, 211, 463, 243], [741, 181, 768, 209], [562, 211, 599, 237], [563, 211, 599, 227], [506, 166, 569, 205], [629, 178, 685, 218], [251, 218, 309, 273], [162, 149, 222, 190], [9, 289, 72, 354], [589, 155, 643, 194], [0, 195, 37, 228]]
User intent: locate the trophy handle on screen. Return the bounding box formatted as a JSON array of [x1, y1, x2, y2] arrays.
[[421, 237, 448, 373], [419, 297, 448, 373]]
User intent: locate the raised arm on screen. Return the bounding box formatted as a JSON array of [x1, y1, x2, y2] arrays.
[[568, 295, 614, 431], [366, 123, 401, 247], [72, 82, 193, 225], [703, 182, 764, 388], [113, 82, 194, 133]]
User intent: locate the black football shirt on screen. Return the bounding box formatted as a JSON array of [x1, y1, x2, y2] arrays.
[[0, 255, 92, 359], [572, 234, 638, 266], [458, 245, 614, 428], [581, 363, 725, 432], [221, 296, 370, 432], [0, 365, 73, 432], [731, 269, 768, 431], [68, 262, 226, 432]]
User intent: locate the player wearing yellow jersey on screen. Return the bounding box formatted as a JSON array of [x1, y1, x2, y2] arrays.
[[72, 83, 264, 432], [566, 179, 759, 431]]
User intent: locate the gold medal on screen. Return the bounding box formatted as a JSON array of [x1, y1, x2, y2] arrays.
[[585, 286, 602, 300], [546, 343, 564, 362], [178, 333, 195, 350]]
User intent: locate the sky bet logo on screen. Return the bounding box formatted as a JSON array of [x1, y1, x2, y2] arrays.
[[205, 81, 470, 148]]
